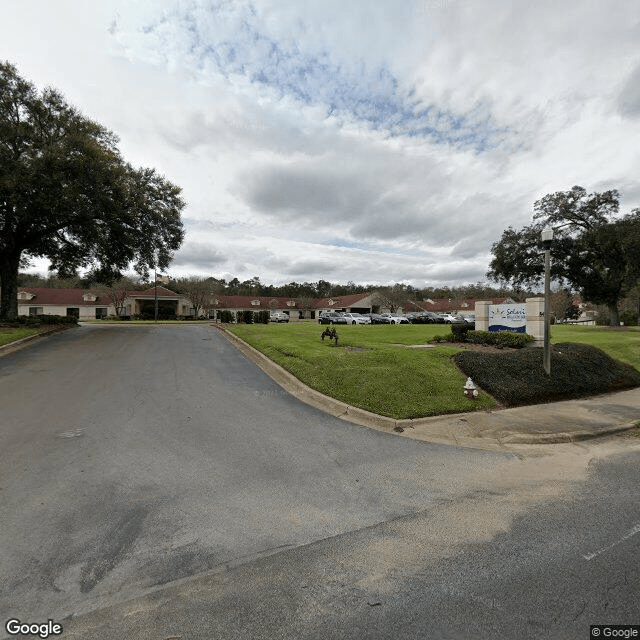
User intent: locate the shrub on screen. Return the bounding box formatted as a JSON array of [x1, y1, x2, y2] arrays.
[[454, 342, 640, 407], [493, 331, 534, 349], [465, 329, 533, 349], [620, 309, 638, 326], [450, 323, 471, 342], [255, 310, 270, 324], [240, 310, 254, 324], [219, 310, 234, 324], [10, 314, 78, 327]]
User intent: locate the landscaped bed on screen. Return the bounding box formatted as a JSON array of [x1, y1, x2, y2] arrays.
[[454, 342, 640, 407], [227, 322, 640, 419]]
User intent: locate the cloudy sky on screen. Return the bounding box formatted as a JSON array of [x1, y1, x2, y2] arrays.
[[3, 0, 640, 287]]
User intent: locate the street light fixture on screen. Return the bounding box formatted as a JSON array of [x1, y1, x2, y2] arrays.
[[541, 228, 553, 375]]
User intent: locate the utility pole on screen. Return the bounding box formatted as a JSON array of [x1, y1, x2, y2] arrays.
[[541, 228, 553, 375]]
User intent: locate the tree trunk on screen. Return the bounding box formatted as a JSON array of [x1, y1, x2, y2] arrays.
[[0, 251, 21, 320], [608, 303, 620, 326]]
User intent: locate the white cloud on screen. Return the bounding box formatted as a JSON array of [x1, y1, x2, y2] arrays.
[[3, 0, 640, 288]]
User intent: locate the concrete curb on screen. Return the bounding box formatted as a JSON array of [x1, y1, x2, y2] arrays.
[[497, 423, 639, 445], [217, 327, 639, 448], [219, 327, 399, 431], [0, 325, 72, 357]]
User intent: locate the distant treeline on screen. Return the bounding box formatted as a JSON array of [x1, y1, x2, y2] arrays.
[[15, 272, 536, 301]]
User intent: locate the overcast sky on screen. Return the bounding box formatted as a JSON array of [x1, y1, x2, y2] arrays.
[[3, 0, 640, 287]]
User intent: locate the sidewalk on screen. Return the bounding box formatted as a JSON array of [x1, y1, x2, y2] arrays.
[[222, 328, 640, 449]]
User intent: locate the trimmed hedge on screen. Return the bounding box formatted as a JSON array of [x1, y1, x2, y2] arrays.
[[454, 342, 640, 407], [5, 314, 79, 327], [434, 327, 534, 349], [466, 330, 535, 349]]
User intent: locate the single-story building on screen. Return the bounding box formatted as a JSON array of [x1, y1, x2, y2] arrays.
[[207, 292, 380, 320], [15, 287, 555, 323], [16, 286, 194, 319]]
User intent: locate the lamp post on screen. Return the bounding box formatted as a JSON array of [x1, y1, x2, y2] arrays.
[[541, 228, 553, 375], [154, 267, 158, 323]]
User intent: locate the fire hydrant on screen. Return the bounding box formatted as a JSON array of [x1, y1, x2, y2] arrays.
[[463, 377, 478, 399]]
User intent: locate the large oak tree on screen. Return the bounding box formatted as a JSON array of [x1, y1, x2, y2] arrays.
[[487, 186, 640, 325], [0, 62, 185, 319]]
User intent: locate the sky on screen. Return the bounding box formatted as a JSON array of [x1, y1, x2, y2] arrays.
[[2, 0, 640, 288]]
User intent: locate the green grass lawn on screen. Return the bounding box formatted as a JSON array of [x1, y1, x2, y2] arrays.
[[228, 322, 494, 419], [0, 327, 41, 347], [228, 321, 640, 419], [551, 324, 640, 370]]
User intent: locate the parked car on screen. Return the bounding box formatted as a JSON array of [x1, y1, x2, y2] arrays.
[[368, 313, 390, 324], [319, 311, 342, 324], [269, 311, 289, 323], [319, 312, 348, 325], [462, 314, 475, 328], [341, 313, 369, 325], [409, 311, 442, 324], [380, 313, 407, 324], [439, 313, 465, 324]]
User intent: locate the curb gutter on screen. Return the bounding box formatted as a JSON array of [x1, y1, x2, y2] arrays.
[[0, 325, 73, 357]]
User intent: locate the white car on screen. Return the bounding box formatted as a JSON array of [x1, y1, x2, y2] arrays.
[[380, 313, 407, 324], [341, 312, 368, 325], [439, 313, 465, 324]]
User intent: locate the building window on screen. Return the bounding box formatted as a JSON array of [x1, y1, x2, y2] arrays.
[[66, 308, 80, 318], [29, 307, 43, 316], [95, 308, 108, 319]]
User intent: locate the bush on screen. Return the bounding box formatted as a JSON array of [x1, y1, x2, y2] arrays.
[[493, 331, 535, 348], [620, 309, 638, 326], [454, 342, 640, 407], [255, 310, 270, 324], [219, 310, 234, 324], [240, 310, 254, 324], [10, 314, 79, 326], [466, 330, 533, 349], [450, 323, 471, 342]]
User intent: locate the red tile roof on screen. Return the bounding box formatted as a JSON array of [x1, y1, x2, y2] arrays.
[[127, 286, 181, 298], [314, 293, 373, 309], [18, 288, 104, 306], [18, 286, 184, 305], [210, 295, 313, 309]]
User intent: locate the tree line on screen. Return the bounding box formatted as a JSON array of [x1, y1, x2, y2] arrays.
[[15, 270, 528, 303]]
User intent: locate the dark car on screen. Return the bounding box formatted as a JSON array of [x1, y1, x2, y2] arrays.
[[319, 312, 347, 325], [410, 311, 441, 324], [369, 313, 392, 324]]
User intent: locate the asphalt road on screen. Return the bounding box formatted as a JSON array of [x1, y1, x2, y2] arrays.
[[1, 323, 638, 639]]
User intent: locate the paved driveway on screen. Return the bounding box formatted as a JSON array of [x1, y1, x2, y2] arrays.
[[1, 323, 638, 639], [0, 323, 510, 622]]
